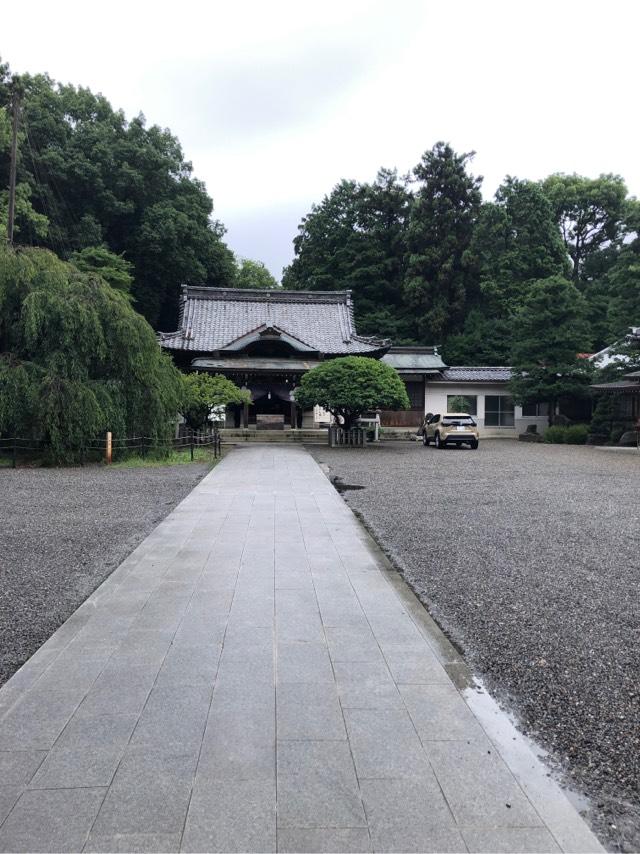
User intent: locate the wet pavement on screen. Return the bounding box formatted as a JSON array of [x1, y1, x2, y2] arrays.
[[0, 446, 603, 852]]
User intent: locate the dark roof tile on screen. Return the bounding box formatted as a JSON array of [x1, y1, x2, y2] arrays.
[[440, 367, 512, 382], [159, 286, 390, 355]]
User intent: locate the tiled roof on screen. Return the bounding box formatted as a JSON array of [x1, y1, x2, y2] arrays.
[[382, 347, 446, 372], [439, 367, 512, 383], [159, 286, 390, 355]]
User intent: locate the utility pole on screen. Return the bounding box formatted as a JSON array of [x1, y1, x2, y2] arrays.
[[6, 81, 21, 245]]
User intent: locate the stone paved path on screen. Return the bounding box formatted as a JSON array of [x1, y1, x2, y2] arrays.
[[0, 447, 603, 853]]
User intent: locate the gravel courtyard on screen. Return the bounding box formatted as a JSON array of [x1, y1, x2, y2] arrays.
[[0, 462, 210, 690], [310, 441, 640, 852]]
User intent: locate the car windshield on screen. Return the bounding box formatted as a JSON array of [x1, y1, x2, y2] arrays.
[[442, 416, 476, 426]]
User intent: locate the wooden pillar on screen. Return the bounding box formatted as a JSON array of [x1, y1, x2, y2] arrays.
[[243, 400, 249, 429], [290, 401, 297, 429]]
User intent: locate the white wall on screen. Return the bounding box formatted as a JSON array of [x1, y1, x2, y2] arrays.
[[424, 383, 548, 438]]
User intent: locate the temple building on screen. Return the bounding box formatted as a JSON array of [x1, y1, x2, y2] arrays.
[[159, 286, 390, 429], [160, 285, 551, 437]]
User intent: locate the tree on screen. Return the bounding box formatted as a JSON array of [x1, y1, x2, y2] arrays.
[[295, 356, 410, 430], [509, 276, 592, 423], [470, 178, 569, 313], [403, 142, 482, 343], [0, 104, 48, 240], [541, 173, 629, 287], [283, 169, 413, 340], [179, 373, 250, 432], [235, 258, 279, 289], [69, 246, 133, 293], [0, 62, 236, 330], [445, 178, 570, 364], [605, 203, 640, 339], [442, 309, 514, 366], [0, 244, 183, 462]]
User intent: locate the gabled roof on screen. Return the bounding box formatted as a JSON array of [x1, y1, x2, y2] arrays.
[[159, 286, 390, 356], [438, 367, 512, 383], [220, 323, 318, 353]]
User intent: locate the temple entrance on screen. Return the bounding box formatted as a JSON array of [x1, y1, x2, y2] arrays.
[[229, 379, 302, 428], [251, 392, 291, 426]]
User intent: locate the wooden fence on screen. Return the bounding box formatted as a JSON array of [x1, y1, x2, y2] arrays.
[[0, 429, 222, 467]]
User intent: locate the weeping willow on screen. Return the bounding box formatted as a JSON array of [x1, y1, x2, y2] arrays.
[[0, 245, 183, 462]]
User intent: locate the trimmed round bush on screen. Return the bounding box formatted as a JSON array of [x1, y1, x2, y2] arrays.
[[544, 426, 567, 443], [565, 424, 589, 445]]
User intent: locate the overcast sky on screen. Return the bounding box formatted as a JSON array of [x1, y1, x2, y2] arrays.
[[3, 0, 639, 280]]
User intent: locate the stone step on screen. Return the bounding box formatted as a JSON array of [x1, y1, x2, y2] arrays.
[[220, 429, 327, 444]]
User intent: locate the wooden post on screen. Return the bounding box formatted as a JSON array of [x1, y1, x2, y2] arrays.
[[105, 431, 112, 465], [242, 401, 249, 429], [12, 437, 17, 469]]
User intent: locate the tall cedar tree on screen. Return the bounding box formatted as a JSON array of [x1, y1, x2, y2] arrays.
[[0, 63, 236, 330], [283, 170, 413, 341], [403, 142, 482, 344], [444, 178, 568, 364], [509, 276, 592, 422]]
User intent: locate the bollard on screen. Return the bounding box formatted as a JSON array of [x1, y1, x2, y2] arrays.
[[105, 431, 112, 465]]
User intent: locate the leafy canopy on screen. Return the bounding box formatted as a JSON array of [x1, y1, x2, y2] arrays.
[[69, 246, 134, 294], [235, 258, 279, 290], [283, 169, 413, 341], [0, 244, 183, 461], [0, 63, 236, 330], [179, 373, 251, 432], [541, 173, 629, 287], [509, 276, 592, 416], [295, 356, 409, 430]]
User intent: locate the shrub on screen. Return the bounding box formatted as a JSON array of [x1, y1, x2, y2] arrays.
[[565, 424, 589, 445], [544, 426, 567, 443], [295, 356, 410, 430]]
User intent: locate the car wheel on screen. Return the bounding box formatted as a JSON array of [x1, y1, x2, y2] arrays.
[[422, 432, 430, 446], [435, 432, 445, 449], [470, 440, 479, 449]]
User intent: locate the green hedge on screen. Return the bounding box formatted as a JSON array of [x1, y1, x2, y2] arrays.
[[543, 425, 589, 445]]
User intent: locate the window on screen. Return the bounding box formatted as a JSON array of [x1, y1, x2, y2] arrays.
[[429, 414, 440, 424], [619, 396, 633, 418], [405, 381, 425, 410], [447, 394, 477, 415], [485, 396, 515, 427], [442, 416, 476, 426], [522, 402, 549, 417]]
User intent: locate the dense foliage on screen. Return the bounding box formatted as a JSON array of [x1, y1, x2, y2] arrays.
[[0, 62, 238, 330], [403, 143, 482, 343], [235, 258, 279, 290], [180, 373, 251, 431], [283, 170, 412, 340], [284, 143, 639, 361], [294, 356, 410, 430], [508, 276, 592, 419], [0, 245, 183, 461]]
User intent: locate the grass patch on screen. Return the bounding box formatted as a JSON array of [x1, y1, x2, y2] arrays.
[[111, 447, 224, 469]]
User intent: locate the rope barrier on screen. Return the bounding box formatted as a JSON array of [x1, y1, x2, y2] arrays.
[[0, 430, 223, 467]]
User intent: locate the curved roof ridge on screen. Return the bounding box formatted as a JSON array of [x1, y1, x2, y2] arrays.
[[181, 285, 352, 304]]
